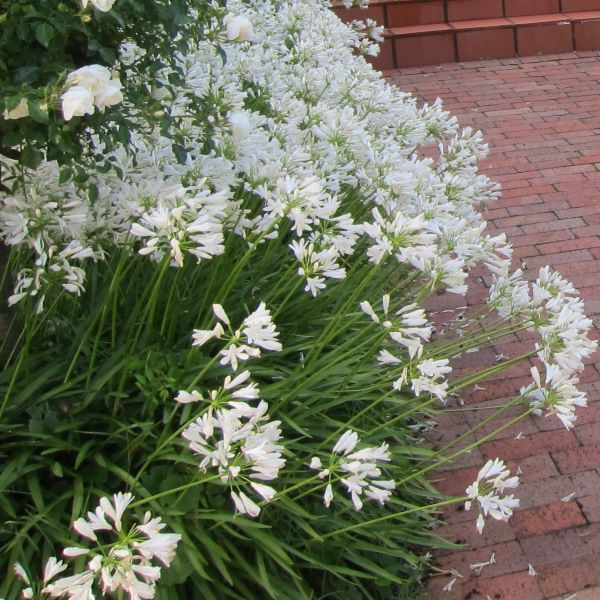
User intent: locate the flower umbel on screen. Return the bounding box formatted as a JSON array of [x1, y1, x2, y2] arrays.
[[37, 492, 181, 599], [465, 458, 519, 533], [192, 302, 282, 370], [310, 429, 395, 510]]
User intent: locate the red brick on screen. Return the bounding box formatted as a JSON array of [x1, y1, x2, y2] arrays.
[[511, 500, 587, 537], [577, 495, 600, 524], [436, 540, 529, 579], [435, 517, 515, 552], [520, 524, 600, 569], [536, 551, 600, 597], [481, 429, 579, 461], [553, 442, 600, 475], [516, 470, 600, 509], [461, 571, 545, 600], [502, 184, 556, 199], [538, 236, 600, 254], [511, 229, 574, 248], [506, 199, 569, 216], [387, 54, 600, 600], [563, 586, 600, 600], [574, 415, 600, 444], [493, 211, 555, 228], [521, 249, 593, 268]]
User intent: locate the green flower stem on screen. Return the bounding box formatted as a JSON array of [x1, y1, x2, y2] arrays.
[[270, 276, 304, 320], [271, 318, 385, 413], [66, 250, 132, 384], [130, 391, 216, 488], [160, 265, 184, 338], [316, 496, 468, 541], [394, 406, 537, 488], [214, 220, 281, 307], [301, 262, 379, 367], [447, 350, 536, 395], [314, 334, 394, 450], [426, 320, 529, 358], [290, 481, 329, 502], [277, 473, 322, 498], [129, 473, 223, 508], [359, 350, 536, 454], [1, 292, 62, 419], [427, 392, 528, 460]]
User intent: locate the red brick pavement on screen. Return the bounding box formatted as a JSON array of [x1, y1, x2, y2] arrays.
[[386, 53, 600, 600]]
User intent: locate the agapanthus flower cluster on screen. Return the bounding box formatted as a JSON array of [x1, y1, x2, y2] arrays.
[[184, 301, 284, 517], [2, 0, 505, 317], [310, 430, 395, 510], [130, 182, 229, 267], [192, 302, 282, 370], [14, 492, 180, 599], [465, 458, 520, 533], [349, 18, 384, 57], [361, 294, 432, 360], [360, 294, 450, 399], [522, 365, 587, 429], [2, 0, 597, 565], [182, 399, 285, 517], [180, 371, 285, 517], [489, 265, 596, 428], [9, 240, 96, 314]]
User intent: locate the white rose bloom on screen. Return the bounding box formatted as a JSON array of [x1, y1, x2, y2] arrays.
[[94, 81, 123, 109], [81, 0, 116, 11], [3, 98, 29, 120], [223, 14, 254, 41], [66, 65, 111, 95], [61, 86, 95, 121]]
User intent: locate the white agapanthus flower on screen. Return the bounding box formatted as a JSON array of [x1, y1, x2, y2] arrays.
[[363, 208, 437, 267], [360, 295, 432, 359], [290, 238, 346, 297], [8, 239, 96, 313], [13, 559, 68, 600], [13, 492, 180, 599], [182, 399, 285, 517], [310, 429, 395, 510], [176, 370, 259, 406], [488, 268, 531, 319], [130, 183, 228, 267], [192, 302, 282, 370], [521, 365, 587, 429], [464, 458, 520, 533]]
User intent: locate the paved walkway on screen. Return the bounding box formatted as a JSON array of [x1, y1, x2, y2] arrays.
[[386, 53, 600, 600]]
